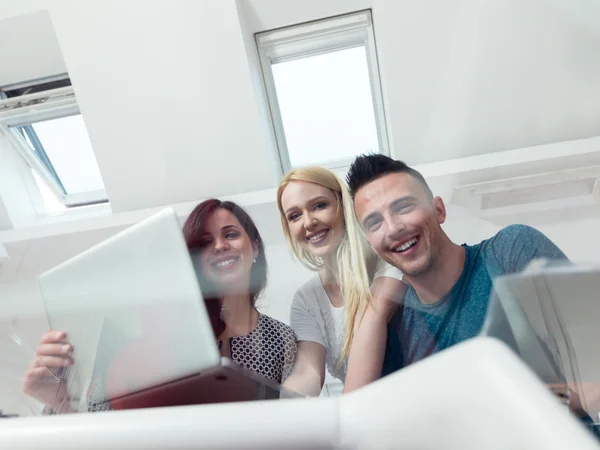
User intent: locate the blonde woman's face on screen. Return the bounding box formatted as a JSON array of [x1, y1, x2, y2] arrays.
[[280, 181, 345, 261]]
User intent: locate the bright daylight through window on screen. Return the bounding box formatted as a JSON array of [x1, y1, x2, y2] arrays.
[[256, 10, 389, 173], [0, 77, 107, 213], [15, 115, 105, 199]]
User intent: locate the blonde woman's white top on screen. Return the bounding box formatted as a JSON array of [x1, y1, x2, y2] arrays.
[[289, 261, 402, 382]]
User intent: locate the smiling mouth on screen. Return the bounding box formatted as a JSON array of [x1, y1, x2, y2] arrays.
[[306, 230, 329, 245], [212, 257, 238, 270], [393, 236, 418, 253]]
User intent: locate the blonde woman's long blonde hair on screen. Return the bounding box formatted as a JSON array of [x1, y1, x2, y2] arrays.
[[277, 166, 377, 362]]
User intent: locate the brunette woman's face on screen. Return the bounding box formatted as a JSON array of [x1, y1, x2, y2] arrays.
[[280, 181, 345, 260], [194, 208, 258, 293]]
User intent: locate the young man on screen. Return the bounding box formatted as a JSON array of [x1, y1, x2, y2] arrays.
[[343, 154, 568, 391]]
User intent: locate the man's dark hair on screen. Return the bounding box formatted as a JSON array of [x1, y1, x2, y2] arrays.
[[346, 153, 433, 199]]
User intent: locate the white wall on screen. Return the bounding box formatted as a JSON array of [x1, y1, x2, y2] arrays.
[[0, 10, 66, 86], [442, 212, 501, 246], [538, 218, 600, 263], [259, 244, 313, 323], [444, 209, 600, 263], [0, 132, 39, 230]]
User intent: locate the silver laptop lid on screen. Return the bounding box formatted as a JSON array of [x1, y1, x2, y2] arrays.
[[39, 208, 220, 410], [481, 260, 599, 416]]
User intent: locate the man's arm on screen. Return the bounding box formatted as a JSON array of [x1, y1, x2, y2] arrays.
[[491, 224, 568, 274]]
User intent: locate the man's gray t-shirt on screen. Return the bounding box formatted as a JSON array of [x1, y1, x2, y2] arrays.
[[381, 224, 567, 375]]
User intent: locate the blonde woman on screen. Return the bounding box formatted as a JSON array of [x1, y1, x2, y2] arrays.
[[278, 166, 406, 396]]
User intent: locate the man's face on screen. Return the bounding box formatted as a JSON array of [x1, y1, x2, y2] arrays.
[[353, 172, 446, 277]]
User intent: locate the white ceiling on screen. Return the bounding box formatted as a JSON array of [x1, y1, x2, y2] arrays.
[[372, 0, 600, 164], [0, 0, 599, 269], [0, 10, 66, 87]]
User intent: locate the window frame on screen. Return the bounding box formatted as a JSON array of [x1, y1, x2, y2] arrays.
[[0, 84, 108, 208], [256, 10, 390, 174]]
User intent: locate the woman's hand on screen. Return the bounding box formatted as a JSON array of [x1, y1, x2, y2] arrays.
[[22, 330, 73, 409], [343, 277, 408, 394], [281, 341, 326, 397]]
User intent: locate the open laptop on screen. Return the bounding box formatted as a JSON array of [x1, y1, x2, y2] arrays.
[[480, 260, 599, 418], [38, 208, 296, 412]]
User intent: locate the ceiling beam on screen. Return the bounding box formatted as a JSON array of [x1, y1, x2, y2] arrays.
[[2, 136, 600, 245]]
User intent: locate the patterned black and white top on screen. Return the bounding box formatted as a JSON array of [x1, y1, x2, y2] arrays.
[[217, 313, 297, 384]]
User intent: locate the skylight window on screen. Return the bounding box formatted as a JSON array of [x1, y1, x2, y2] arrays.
[[256, 10, 389, 173], [15, 115, 105, 196], [0, 77, 107, 210], [31, 169, 66, 214]]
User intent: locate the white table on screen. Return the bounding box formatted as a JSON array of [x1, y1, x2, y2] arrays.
[[0, 338, 597, 449]]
